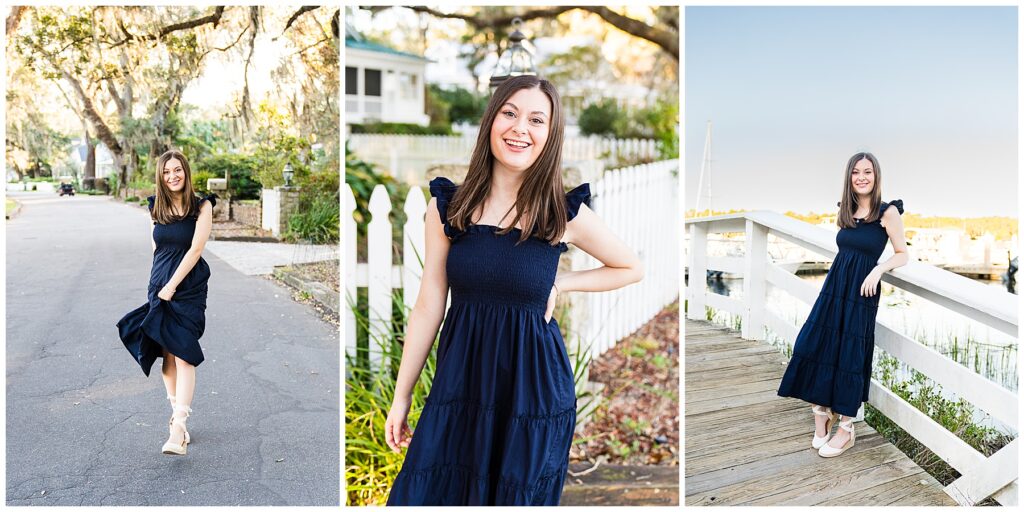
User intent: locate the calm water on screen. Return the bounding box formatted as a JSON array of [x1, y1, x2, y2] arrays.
[[701, 274, 1018, 432]]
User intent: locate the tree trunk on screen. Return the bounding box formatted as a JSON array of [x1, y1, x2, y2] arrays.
[[84, 132, 96, 189]]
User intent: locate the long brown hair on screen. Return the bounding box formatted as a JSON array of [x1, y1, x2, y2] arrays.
[[152, 149, 199, 224], [446, 75, 567, 245], [837, 152, 882, 229]]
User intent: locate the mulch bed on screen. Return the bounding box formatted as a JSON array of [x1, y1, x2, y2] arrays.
[[210, 220, 275, 240], [286, 260, 340, 293], [570, 302, 679, 467]]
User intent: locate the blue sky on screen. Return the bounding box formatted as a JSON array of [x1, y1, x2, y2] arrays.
[[685, 6, 1018, 217]]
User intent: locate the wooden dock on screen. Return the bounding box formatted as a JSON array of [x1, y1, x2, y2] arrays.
[[684, 320, 956, 506]]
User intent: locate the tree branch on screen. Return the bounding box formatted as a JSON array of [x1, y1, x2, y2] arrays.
[[281, 6, 318, 37], [577, 7, 677, 60], [393, 6, 678, 61], [7, 6, 26, 34], [401, 6, 574, 28], [108, 6, 226, 47], [60, 68, 122, 155]]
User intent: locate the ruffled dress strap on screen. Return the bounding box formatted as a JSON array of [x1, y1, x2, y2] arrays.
[[429, 177, 458, 238], [881, 199, 904, 216], [198, 193, 218, 209], [565, 183, 591, 222], [147, 195, 156, 211], [558, 183, 592, 252]]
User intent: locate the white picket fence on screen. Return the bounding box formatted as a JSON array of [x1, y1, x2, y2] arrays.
[[343, 160, 679, 371], [347, 134, 659, 180]]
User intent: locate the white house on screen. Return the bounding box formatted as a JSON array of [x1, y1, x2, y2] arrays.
[[345, 29, 430, 126]]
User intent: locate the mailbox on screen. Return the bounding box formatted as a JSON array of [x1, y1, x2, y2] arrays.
[[207, 178, 227, 191]]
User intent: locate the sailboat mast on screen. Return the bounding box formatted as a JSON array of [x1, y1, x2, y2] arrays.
[[696, 120, 713, 215]]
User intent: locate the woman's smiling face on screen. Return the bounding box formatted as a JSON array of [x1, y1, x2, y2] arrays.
[[162, 158, 186, 194], [489, 86, 552, 173], [851, 158, 874, 196]]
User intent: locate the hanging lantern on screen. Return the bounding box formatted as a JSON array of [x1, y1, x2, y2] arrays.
[[489, 18, 536, 91]]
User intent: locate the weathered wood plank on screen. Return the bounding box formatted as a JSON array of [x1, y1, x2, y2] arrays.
[[684, 320, 955, 506], [685, 433, 890, 495]]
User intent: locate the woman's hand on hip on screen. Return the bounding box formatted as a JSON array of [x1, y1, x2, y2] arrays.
[[158, 284, 176, 301], [860, 268, 883, 297], [385, 398, 413, 453]]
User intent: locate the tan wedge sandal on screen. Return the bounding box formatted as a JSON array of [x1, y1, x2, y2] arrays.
[[818, 416, 855, 457], [811, 405, 836, 449]]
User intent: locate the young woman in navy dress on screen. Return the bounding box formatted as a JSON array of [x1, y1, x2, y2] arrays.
[[777, 152, 908, 457], [383, 75, 644, 505], [117, 150, 216, 456]]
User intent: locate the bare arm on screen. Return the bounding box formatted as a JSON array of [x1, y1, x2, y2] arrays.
[[385, 198, 451, 452], [151, 220, 157, 253], [543, 204, 644, 321], [158, 201, 213, 299], [555, 204, 644, 290], [878, 206, 909, 271], [860, 206, 909, 297]]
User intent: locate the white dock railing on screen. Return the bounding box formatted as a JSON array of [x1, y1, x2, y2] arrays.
[[685, 212, 1018, 506], [345, 160, 679, 375]]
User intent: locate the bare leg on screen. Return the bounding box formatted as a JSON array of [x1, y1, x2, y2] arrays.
[[166, 358, 196, 447], [174, 358, 196, 409], [160, 350, 177, 402]]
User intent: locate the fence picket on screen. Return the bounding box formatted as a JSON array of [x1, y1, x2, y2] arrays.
[[403, 187, 427, 313], [367, 185, 393, 369]]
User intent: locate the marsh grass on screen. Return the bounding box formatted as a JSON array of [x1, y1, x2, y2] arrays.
[[867, 353, 1014, 491]]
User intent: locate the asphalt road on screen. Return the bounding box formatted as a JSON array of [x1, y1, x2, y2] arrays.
[[5, 192, 339, 506]]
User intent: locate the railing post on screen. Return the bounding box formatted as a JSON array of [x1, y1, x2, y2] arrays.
[[742, 219, 768, 340], [687, 223, 708, 321]]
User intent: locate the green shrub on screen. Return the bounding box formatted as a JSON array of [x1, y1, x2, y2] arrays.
[[191, 170, 217, 195], [578, 99, 621, 136], [429, 84, 487, 125], [349, 122, 453, 136], [636, 101, 679, 159], [285, 197, 339, 243], [345, 290, 433, 506], [198, 153, 263, 200]]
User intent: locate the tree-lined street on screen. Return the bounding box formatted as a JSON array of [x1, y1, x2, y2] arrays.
[[6, 193, 339, 506]]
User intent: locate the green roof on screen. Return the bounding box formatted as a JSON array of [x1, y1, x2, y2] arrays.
[[345, 35, 429, 62]]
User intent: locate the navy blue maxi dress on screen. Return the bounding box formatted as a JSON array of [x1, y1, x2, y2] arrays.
[[386, 177, 588, 506], [777, 199, 904, 417], [117, 194, 216, 376]]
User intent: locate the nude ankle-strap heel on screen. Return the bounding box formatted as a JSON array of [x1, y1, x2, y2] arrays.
[[162, 404, 191, 455], [818, 417, 855, 457], [811, 405, 836, 449]]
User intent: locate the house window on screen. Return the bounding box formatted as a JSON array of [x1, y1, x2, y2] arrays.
[[398, 72, 416, 100], [345, 67, 358, 95], [364, 69, 382, 97]]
